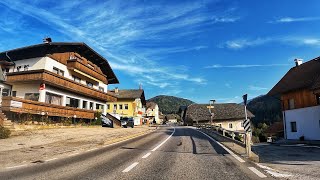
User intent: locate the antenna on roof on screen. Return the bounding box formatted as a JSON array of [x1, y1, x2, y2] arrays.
[[43, 37, 52, 44]]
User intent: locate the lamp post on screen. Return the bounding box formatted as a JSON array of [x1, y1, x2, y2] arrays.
[[208, 99, 215, 125], [73, 115, 77, 125]]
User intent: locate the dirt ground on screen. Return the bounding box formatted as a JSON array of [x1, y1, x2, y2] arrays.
[[0, 126, 155, 168]]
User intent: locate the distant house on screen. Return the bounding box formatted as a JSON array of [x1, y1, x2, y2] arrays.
[[268, 58, 320, 140], [165, 114, 180, 123], [185, 103, 254, 132], [107, 88, 146, 126], [146, 102, 160, 124]]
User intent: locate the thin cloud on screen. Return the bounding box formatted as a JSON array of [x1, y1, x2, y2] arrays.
[[248, 85, 268, 91], [205, 64, 291, 69], [269, 17, 320, 23]]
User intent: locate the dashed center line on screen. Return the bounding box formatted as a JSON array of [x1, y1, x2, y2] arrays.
[[122, 162, 139, 173], [248, 167, 267, 178], [142, 152, 151, 159]]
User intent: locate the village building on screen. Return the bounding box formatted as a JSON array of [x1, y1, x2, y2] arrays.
[[107, 88, 146, 126], [0, 39, 119, 125], [145, 102, 160, 124], [268, 58, 320, 140], [184, 103, 254, 132]]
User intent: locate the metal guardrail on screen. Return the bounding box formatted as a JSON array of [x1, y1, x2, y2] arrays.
[[194, 124, 246, 144]]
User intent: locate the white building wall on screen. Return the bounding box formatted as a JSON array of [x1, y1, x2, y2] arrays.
[[11, 83, 40, 98], [214, 120, 245, 132], [284, 105, 320, 140]]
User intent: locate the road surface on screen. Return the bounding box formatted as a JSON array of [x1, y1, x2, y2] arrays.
[[0, 126, 271, 180]]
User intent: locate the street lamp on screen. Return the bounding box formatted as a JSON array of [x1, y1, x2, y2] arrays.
[[208, 100, 215, 125]]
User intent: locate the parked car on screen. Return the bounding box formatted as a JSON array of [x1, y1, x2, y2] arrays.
[[120, 117, 134, 128]]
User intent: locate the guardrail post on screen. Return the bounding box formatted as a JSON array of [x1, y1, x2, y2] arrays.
[[231, 132, 235, 140], [222, 130, 225, 136]]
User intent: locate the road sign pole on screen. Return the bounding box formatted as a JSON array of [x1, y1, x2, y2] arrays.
[[243, 94, 251, 158]]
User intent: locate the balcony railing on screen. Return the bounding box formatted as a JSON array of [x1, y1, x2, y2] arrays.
[[5, 69, 117, 102], [67, 59, 108, 83], [1, 96, 95, 119]]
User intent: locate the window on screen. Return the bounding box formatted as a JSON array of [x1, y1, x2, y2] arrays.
[[25, 93, 40, 101], [2, 89, 9, 97], [83, 101, 87, 109], [16, 66, 22, 72], [96, 104, 103, 110], [291, 122, 297, 132], [229, 123, 233, 129], [119, 104, 123, 110], [124, 104, 128, 110], [53, 67, 64, 76], [89, 102, 93, 109], [99, 86, 104, 92], [288, 99, 295, 110], [66, 97, 79, 108], [45, 92, 62, 105], [72, 76, 81, 83], [86, 81, 93, 88], [107, 104, 110, 109], [12, 91, 16, 97], [113, 104, 117, 110], [317, 95, 320, 105], [218, 124, 222, 127]]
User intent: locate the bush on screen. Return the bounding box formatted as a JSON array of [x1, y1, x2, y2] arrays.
[[0, 126, 11, 139], [252, 135, 260, 143]]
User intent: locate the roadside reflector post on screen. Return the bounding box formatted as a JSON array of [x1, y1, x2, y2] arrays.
[[245, 132, 252, 157]]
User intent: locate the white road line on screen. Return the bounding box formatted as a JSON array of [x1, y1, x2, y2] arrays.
[[45, 158, 58, 162], [68, 152, 80, 156], [122, 162, 139, 173], [87, 148, 98, 152], [248, 167, 267, 178], [6, 164, 27, 169], [151, 127, 175, 152], [142, 152, 151, 159], [197, 130, 245, 163]]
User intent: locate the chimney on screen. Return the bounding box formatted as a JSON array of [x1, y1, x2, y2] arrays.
[[294, 58, 303, 67], [114, 87, 119, 93], [43, 37, 52, 44]]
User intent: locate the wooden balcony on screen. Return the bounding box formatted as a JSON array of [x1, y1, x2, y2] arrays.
[[67, 59, 108, 83], [1, 96, 95, 119], [5, 70, 117, 102]]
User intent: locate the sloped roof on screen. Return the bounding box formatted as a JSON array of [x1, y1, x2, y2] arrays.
[[186, 103, 254, 122], [109, 89, 146, 105], [146, 102, 157, 109], [0, 42, 119, 84], [268, 57, 320, 96]]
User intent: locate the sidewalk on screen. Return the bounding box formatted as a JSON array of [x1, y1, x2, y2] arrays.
[[0, 126, 155, 168]]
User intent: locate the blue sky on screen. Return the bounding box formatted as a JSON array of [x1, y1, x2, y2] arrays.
[[0, 0, 320, 103]]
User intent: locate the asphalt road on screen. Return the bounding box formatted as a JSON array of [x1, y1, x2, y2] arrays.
[[0, 126, 270, 180]]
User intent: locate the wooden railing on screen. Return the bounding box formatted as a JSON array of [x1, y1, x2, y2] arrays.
[[5, 70, 117, 102], [1, 96, 95, 119], [67, 59, 108, 84]]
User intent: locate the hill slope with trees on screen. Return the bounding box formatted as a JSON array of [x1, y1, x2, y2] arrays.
[[147, 95, 194, 114]]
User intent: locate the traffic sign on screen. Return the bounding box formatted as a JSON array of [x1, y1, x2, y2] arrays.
[[243, 119, 251, 132]]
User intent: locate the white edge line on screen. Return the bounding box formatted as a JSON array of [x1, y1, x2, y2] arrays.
[[87, 148, 98, 152], [196, 130, 245, 163], [248, 167, 267, 178], [6, 164, 27, 169], [151, 127, 175, 152], [142, 152, 151, 159], [122, 162, 139, 173], [45, 158, 58, 162], [68, 152, 80, 156]]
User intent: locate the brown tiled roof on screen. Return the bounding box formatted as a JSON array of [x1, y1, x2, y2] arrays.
[[265, 121, 284, 134], [146, 102, 157, 109], [108, 89, 146, 105], [268, 57, 320, 96], [186, 103, 254, 122]]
